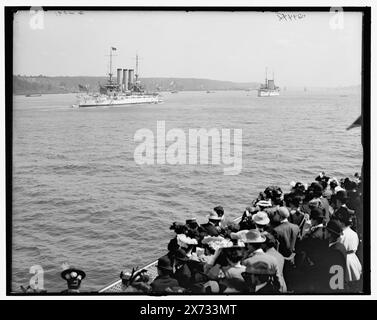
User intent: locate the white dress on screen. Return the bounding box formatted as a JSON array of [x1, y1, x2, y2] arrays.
[[340, 226, 362, 281]]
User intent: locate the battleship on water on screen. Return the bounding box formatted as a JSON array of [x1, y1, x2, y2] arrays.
[[73, 47, 162, 108], [257, 68, 280, 97]]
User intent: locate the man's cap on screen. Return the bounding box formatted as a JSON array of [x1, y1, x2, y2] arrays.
[[185, 218, 198, 225], [277, 206, 290, 219]]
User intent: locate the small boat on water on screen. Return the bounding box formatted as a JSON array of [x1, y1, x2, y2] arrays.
[[257, 68, 280, 97], [25, 93, 42, 97], [74, 48, 162, 108]]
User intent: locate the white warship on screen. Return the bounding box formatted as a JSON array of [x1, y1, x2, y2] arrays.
[[74, 48, 162, 108], [257, 68, 280, 97]]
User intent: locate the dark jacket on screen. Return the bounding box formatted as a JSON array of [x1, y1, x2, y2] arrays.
[[328, 242, 347, 270], [295, 239, 347, 293], [255, 282, 280, 294], [186, 228, 201, 242], [150, 274, 180, 293], [174, 263, 192, 288], [316, 242, 348, 293], [295, 231, 327, 267], [61, 289, 80, 294], [273, 221, 300, 257], [199, 222, 221, 237], [307, 225, 326, 240], [289, 210, 305, 226], [121, 282, 151, 293]]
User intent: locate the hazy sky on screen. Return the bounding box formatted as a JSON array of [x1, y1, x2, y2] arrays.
[[13, 10, 362, 87]]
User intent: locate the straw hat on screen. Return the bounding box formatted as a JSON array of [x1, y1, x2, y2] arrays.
[[252, 211, 270, 225], [208, 211, 223, 221], [230, 230, 249, 240], [177, 234, 198, 248], [232, 229, 266, 244], [334, 186, 345, 193], [201, 236, 232, 250], [256, 200, 272, 208], [245, 261, 277, 275]]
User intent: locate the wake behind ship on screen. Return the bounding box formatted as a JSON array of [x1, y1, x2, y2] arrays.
[[74, 48, 162, 108]]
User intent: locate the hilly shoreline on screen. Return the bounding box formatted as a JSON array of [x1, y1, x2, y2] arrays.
[[13, 75, 260, 95]]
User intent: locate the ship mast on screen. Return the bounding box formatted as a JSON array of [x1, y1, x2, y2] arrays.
[[135, 53, 139, 83], [265, 67, 268, 87], [108, 47, 117, 84], [109, 47, 113, 83]]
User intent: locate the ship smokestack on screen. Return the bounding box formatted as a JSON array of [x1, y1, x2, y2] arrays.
[[116, 68, 122, 86], [268, 79, 275, 90], [128, 69, 134, 90], [122, 69, 128, 91]]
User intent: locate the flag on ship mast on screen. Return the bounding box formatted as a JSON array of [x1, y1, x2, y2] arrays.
[[347, 115, 362, 130], [111, 47, 117, 51]]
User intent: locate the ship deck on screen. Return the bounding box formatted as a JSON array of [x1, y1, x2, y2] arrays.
[[98, 217, 242, 293]]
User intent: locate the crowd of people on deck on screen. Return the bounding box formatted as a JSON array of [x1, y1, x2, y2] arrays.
[[22, 172, 363, 294], [120, 172, 363, 294]]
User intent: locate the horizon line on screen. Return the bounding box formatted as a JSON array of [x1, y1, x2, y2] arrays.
[[13, 74, 361, 88]]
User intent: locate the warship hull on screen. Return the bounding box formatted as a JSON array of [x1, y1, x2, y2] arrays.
[[257, 89, 280, 97], [75, 94, 162, 108]]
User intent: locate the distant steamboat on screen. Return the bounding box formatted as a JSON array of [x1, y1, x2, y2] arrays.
[[74, 48, 162, 108], [257, 68, 280, 97]]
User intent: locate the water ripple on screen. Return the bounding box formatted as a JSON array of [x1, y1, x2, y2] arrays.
[[12, 90, 362, 292]]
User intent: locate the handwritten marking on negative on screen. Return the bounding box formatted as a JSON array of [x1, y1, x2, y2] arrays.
[[276, 12, 306, 22]]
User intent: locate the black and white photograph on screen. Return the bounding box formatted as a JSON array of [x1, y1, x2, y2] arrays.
[[5, 6, 370, 296]]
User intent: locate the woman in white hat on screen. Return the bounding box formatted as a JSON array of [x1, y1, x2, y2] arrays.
[[252, 211, 270, 233]]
